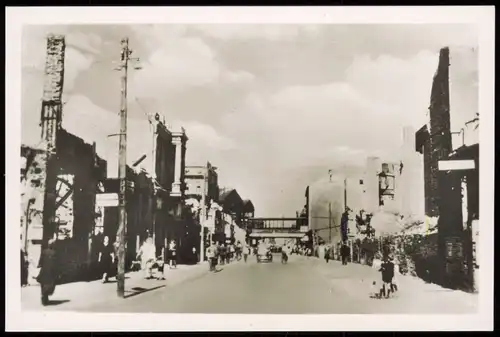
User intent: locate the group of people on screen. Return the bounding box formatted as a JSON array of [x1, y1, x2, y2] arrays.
[[135, 237, 181, 280], [206, 241, 252, 271]]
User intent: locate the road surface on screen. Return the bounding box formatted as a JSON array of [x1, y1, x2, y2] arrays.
[[71, 254, 477, 314]]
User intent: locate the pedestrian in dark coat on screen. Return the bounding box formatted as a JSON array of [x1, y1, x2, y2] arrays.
[[36, 238, 58, 306], [98, 236, 114, 283], [341, 244, 350, 265], [219, 244, 227, 265], [21, 249, 29, 287], [379, 257, 395, 298]]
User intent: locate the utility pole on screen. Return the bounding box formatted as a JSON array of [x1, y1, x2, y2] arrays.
[[344, 176, 347, 211], [199, 168, 208, 263], [328, 202, 332, 243], [116, 37, 132, 298]]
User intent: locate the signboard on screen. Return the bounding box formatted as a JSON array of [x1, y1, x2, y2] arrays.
[[445, 237, 463, 259], [96, 193, 119, 207], [438, 160, 475, 171], [250, 232, 305, 238]]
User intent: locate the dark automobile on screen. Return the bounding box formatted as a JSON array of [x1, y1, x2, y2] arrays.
[[257, 245, 273, 263]]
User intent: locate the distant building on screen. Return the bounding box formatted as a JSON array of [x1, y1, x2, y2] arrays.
[[218, 188, 245, 244], [242, 199, 255, 219], [185, 162, 219, 205]]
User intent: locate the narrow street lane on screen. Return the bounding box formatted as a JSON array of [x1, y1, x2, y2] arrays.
[[74, 255, 477, 314]]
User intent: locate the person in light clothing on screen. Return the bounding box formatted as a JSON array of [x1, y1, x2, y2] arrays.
[[137, 237, 156, 279], [168, 240, 177, 269], [206, 242, 217, 272], [243, 244, 251, 263]]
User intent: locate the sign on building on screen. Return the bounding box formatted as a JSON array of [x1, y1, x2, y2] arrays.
[[438, 160, 475, 171], [96, 193, 119, 207]]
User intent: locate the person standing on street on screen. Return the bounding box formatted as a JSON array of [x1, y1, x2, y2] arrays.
[[379, 255, 395, 298], [191, 246, 197, 265], [98, 236, 115, 283], [325, 245, 331, 263], [243, 244, 250, 263], [157, 242, 166, 280], [236, 241, 243, 260], [341, 243, 349, 265], [229, 244, 235, 263], [206, 242, 217, 272], [137, 237, 156, 279], [36, 237, 58, 306], [219, 244, 226, 265], [21, 249, 29, 287], [281, 245, 289, 264], [168, 239, 177, 269]]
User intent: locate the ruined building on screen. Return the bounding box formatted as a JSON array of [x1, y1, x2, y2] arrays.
[[416, 47, 456, 219], [415, 47, 475, 290]]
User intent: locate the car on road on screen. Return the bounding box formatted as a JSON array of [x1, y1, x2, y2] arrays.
[[257, 245, 273, 263]]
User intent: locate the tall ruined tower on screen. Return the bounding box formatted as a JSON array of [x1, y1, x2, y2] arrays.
[[426, 47, 453, 217], [39, 35, 66, 245]]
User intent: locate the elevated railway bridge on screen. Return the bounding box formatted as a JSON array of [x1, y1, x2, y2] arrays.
[[242, 217, 309, 246]]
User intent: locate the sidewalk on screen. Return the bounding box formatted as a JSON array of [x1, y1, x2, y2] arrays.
[[21, 260, 230, 311], [307, 256, 478, 314]]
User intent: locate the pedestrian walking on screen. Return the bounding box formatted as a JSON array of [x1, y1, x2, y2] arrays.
[[378, 255, 396, 298], [390, 256, 399, 293], [281, 245, 289, 264], [21, 249, 29, 287], [341, 243, 349, 265], [137, 237, 156, 279], [98, 236, 115, 283], [168, 239, 177, 269], [325, 245, 331, 263], [219, 244, 226, 265], [157, 244, 166, 280], [206, 242, 217, 272], [229, 244, 235, 263], [236, 241, 243, 260], [36, 237, 58, 306], [191, 246, 197, 264], [243, 244, 250, 263]]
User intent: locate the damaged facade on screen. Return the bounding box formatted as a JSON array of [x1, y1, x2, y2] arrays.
[[415, 47, 479, 291], [21, 34, 201, 283]]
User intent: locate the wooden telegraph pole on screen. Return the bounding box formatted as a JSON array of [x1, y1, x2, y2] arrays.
[[116, 37, 130, 298], [115, 37, 143, 298], [328, 202, 332, 243], [199, 168, 208, 263]]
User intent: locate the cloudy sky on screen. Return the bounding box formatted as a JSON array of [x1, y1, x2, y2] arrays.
[[21, 24, 478, 217]]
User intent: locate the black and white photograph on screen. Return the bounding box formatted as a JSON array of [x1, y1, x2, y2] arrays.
[[6, 6, 494, 331]]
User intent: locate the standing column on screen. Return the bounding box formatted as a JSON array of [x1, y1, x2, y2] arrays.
[[151, 120, 159, 245], [171, 136, 182, 196]]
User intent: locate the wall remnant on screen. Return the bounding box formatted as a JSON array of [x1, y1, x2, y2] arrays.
[[39, 35, 66, 246]]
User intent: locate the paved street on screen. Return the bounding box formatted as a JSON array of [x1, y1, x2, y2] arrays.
[[60, 255, 478, 314]]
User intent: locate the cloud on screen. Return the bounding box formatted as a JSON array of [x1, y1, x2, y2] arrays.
[[224, 49, 441, 164], [129, 25, 256, 99], [22, 26, 99, 87], [181, 121, 237, 152], [195, 24, 322, 41], [217, 47, 478, 216], [20, 24, 479, 218], [130, 36, 221, 97]]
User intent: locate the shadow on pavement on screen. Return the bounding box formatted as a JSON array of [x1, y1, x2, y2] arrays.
[[124, 285, 165, 299], [46, 299, 70, 306]]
